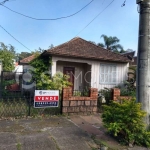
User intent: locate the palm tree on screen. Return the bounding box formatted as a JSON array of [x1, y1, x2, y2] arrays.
[[97, 34, 123, 52]]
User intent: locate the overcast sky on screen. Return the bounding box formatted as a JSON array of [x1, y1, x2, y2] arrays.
[[0, 0, 139, 54]]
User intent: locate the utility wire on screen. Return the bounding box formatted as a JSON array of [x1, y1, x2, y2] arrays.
[[75, 0, 114, 36], [121, 0, 126, 7], [0, 24, 32, 51], [0, 0, 94, 20], [0, 0, 9, 5]]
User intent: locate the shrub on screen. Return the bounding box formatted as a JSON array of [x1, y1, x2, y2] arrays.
[[98, 88, 112, 104], [29, 55, 72, 91], [37, 72, 72, 91], [117, 80, 136, 97], [102, 98, 150, 147]]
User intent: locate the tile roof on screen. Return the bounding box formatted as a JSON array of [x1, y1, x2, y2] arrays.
[[45, 37, 130, 62], [19, 54, 35, 64], [121, 51, 135, 60]]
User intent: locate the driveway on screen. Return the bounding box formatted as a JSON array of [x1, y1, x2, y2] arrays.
[[0, 114, 149, 150], [0, 116, 97, 150]]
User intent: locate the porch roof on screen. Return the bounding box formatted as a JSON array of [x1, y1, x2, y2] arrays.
[[45, 37, 130, 63]]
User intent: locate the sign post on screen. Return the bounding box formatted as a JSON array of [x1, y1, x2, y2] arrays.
[[34, 90, 59, 108]]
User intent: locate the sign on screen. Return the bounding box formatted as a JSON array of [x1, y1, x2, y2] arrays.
[[34, 90, 59, 108]]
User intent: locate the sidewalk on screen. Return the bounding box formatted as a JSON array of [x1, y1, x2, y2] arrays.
[[0, 114, 149, 150], [69, 114, 150, 150], [0, 116, 97, 150]]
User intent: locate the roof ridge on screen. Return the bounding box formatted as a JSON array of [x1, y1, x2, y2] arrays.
[[44, 37, 130, 63], [76, 37, 127, 58]]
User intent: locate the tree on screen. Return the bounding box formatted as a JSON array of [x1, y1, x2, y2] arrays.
[[97, 34, 124, 52], [18, 52, 32, 61], [0, 42, 16, 71]]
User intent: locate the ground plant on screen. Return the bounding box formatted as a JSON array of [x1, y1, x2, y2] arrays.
[[120, 81, 136, 97], [102, 98, 150, 147], [98, 88, 112, 104]]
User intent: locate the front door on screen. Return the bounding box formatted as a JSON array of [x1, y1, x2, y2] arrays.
[[63, 67, 75, 90]]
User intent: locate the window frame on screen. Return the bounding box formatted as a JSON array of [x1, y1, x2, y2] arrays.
[[99, 63, 117, 85]]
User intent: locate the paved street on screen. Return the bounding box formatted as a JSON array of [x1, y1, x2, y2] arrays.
[[0, 114, 149, 150]]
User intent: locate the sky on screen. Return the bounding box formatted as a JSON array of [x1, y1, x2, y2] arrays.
[[0, 0, 139, 55]]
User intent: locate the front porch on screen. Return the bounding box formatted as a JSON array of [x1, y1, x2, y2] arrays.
[[52, 59, 92, 91]]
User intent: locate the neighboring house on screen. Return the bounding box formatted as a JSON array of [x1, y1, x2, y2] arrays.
[[20, 37, 131, 91], [121, 51, 137, 85], [19, 54, 35, 91], [121, 51, 136, 66], [130, 56, 137, 67]]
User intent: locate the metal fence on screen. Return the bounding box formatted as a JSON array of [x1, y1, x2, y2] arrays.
[[0, 71, 62, 118], [73, 86, 90, 97]]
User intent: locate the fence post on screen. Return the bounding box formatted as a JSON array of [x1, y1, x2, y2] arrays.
[[28, 92, 31, 116]]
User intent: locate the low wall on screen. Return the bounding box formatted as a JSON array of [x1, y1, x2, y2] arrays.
[[62, 87, 98, 115], [112, 88, 132, 101]]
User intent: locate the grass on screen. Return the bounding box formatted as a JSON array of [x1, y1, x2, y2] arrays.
[[51, 136, 60, 150], [0, 99, 62, 118], [16, 142, 22, 150], [91, 135, 113, 150]]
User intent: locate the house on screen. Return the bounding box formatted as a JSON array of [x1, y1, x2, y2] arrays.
[[121, 51, 136, 66], [20, 37, 131, 91]]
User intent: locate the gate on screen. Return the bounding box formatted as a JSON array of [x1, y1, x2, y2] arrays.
[[0, 71, 62, 118]]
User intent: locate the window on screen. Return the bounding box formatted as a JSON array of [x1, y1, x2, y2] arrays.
[[100, 64, 117, 84]]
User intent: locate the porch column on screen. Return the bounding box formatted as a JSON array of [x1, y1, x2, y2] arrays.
[[91, 64, 97, 88], [51, 60, 57, 76]]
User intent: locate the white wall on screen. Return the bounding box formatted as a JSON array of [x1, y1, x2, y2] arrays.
[[52, 56, 129, 91], [91, 61, 128, 90]]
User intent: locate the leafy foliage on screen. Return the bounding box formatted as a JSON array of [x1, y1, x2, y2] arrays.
[[38, 72, 72, 90], [0, 42, 16, 71], [120, 82, 136, 97], [18, 52, 32, 60], [97, 34, 124, 53], [29, 55, 71, 90], [98, 87, 112, 104], [119, 66, 136, 97], [102, 98, 150, 147]]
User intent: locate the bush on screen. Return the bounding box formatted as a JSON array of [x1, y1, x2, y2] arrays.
[[98, 88, 112, 104], [102, 98, 150, 147], [120, 79, 136, 96], [37, 72, 72, 91]]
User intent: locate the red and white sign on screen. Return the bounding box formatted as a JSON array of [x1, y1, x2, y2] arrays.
[[34, 90, 59, 108]]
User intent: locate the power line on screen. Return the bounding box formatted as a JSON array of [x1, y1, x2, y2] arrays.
[[121, 0, 126, 7], [75, 0, 114, 36], [0, 0, 9, 5], [0, 0, 14, 5], [0, 24, 32, 51], [0, 0, 94, 20]]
